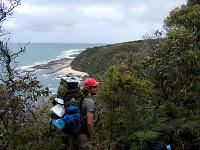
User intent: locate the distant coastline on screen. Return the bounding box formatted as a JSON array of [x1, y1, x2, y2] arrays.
[[10, 43, 100, 92], [29, 53, 88, 77]]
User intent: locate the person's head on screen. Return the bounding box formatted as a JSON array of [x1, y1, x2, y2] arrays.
[[83, 77, 99, 95]]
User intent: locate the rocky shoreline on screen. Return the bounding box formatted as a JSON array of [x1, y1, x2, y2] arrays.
[[27, 56, 88, 77], [31, 57, 73, 69], [27, 57, 72, 74]]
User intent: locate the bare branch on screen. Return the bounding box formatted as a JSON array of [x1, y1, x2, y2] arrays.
[[0, 0, 21, 23], [11, 42, 30, 59]]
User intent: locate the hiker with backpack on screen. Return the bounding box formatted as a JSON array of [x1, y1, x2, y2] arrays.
[[79, 77, 99, 149], [50, 76, 99, 150], [69, 77, 99, 150]]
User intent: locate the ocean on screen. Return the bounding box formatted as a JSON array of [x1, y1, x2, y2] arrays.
[[7, 43, 102, 93]]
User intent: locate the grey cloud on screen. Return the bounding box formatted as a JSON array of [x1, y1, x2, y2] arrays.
[[11, 4, 83, 32], [115, 0, 186, 24], [8, 0, 186, 43], [14, 14, 76, 32]]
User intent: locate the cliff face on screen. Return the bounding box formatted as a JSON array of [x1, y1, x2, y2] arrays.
[[71, 40, 143, 75]]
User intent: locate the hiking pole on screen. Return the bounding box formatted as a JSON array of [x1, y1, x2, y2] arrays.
[[49, 119, 52, 137]]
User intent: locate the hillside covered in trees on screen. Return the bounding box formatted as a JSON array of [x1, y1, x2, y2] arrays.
[[0, 0, 200, 149], [71, 40, 144, 75]]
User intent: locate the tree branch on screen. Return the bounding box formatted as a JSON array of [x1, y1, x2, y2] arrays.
[[11, 42, 30, 59], [0, 0, 21, 23]]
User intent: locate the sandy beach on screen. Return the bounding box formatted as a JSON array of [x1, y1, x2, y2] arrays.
[[57, 66, 88, 77]]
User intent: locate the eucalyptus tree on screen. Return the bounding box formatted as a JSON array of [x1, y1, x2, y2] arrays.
[[0, 1, 51, 149]]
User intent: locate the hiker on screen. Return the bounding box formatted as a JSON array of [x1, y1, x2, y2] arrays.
[[69, 77, 99, 150]]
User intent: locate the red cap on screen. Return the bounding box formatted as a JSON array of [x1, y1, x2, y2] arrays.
[[84, 78, 99, 87]]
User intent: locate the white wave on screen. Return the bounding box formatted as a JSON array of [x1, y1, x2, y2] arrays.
[[19, 65, 33, 70], [17, 65, 35, 72], [41, 74, 50, 77], [17, 61, 48, 72], [33, 61, 48, 66], [28, 49, 85, 68], [56, 48, 86, 59], [18, 49, 86, 73]]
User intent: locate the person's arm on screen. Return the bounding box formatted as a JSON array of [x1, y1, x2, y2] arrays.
[[86, 112, 96, 140]]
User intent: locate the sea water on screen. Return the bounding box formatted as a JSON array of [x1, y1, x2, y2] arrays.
[[6, 43, 102, 93]]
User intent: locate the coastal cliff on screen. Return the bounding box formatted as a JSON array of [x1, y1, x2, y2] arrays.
[[71, 40, 144, 75]]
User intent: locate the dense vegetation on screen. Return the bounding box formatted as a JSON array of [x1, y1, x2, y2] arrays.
[[0, 0, 200, 149], [73, 0, 200, 149], [71, 40, 143, 75]]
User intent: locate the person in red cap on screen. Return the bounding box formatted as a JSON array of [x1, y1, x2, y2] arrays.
[[69, 77, 99, 150], [80, 77, 99, 149]]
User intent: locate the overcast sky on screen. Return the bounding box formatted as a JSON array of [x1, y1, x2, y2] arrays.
[[5, 0, 186, 44]]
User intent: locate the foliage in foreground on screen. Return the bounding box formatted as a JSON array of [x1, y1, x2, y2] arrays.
[[94, 1, 200, 149]]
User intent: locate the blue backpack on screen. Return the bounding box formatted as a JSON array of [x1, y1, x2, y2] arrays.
[[50, 98, 82, 134], [62, 98, 81, 134]]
